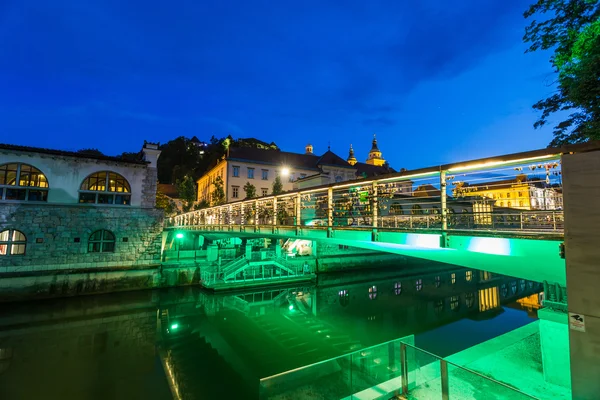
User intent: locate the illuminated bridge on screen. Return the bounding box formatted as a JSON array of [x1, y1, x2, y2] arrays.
[[164, 143, 594, 287]]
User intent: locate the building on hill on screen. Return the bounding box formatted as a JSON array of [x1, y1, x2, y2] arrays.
[[196, 139, 396, 204]]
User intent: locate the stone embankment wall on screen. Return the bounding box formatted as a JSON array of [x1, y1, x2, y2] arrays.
[[0, 203, 164, 270], [0, 203, 202, 301]]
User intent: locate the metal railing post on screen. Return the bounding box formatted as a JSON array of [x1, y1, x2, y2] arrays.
[[254, 200, 259, 232], [440, 359, 449, 400], [520, 212, 524, 230], [273, 197, 278, 231], [327, 187, 333, 226], [400, 343, 408, 395], [296, 193, 302, 230]]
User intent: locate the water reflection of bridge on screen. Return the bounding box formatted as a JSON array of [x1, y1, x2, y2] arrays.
[[157, 268, 542, 398]]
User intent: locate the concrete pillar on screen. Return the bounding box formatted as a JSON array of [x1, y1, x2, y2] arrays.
[[207, 244, 219, 262], [538, 308, 571, 388], [562, 150, 600, 399]]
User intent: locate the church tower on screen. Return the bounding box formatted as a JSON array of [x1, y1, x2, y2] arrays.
[[347, 144, 357, 166], [366, 134, 385, 166], [305, 143, 313, 155]]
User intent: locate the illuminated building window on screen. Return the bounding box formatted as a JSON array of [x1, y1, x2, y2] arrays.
[[451, 273, 456, 285], [339, 290, 349, 307], [79, 171, 131, 205], [519, 279, 526, 292], [394, 282, 402, 295], [465, 270, 472, 282], [415, 279, 423, 291], [465, 292, 475, 308], [450, 295, 460, 311], [232, 186, 239, 198], [510, 281, 517, 295], [501, 283, 508, 298], [0, 229, 26, 256], [232, 166, 240, 177], [88, 230, 115, 253], [435, 275, 441, 288], [368, 285, 377, 300], [0, 163, 49, 202]]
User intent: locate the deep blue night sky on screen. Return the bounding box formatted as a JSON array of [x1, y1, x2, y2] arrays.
[[0, 1, 560, 170]]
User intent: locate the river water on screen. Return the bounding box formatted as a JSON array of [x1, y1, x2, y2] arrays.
[[0, 266, 542, 399]]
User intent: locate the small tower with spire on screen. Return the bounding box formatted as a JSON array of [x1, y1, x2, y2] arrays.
[[347, 144, 357, 166], [305, 143, 313, 155], [366, 134, 385, 166]]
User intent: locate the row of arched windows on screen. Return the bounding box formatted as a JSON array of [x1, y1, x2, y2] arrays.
[[0, 163, 131, 205], [0, 229, 117, 256]]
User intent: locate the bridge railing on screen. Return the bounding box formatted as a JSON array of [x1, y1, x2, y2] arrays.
[[258, 338, 536, 399], [169, 150, 568, 236]]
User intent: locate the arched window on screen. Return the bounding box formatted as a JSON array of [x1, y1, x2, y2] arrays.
[[88, 230, 116, 253], [0, 163, 49, 202], [79, 172, 131, 205], [0, 229, 26, 256], [390, 203, 403, 215], [338, 290, 349, 307]]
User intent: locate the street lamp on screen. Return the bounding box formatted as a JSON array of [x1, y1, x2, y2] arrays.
[[176, 232, 184, 260], [281, 167, 290, 177]]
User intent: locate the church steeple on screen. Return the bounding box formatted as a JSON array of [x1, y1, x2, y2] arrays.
[[347, 144, 357, 166], [366, 134, 385, 166]]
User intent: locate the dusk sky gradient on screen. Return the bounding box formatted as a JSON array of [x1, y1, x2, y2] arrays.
[[0, 1, 561, 170]]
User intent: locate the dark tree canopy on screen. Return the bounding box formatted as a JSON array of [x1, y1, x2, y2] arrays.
[[243, 182, 257, 199], [157, 135, 279, 184], [176, 175, 197, 212], [272, 176, 283, 195], [524, 0, 600, 146], [211, 176, 226, 206]]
